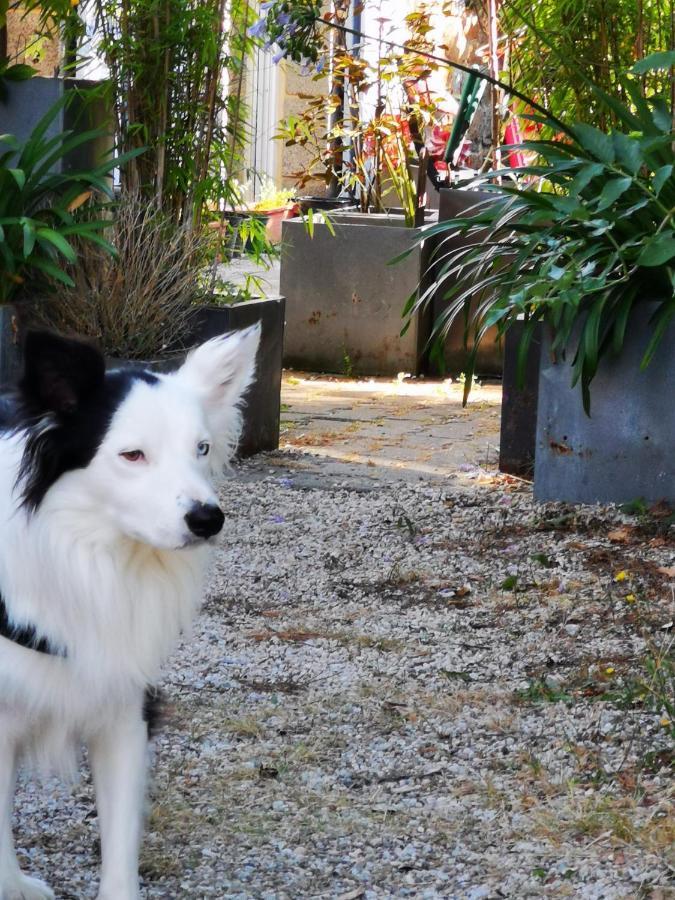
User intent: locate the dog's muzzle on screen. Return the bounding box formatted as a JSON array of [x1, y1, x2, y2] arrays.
[[184, 502, 225, 539]]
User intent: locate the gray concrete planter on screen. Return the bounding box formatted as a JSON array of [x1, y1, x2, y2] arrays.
[[0, 305, 22, 390], [187, 297, 285, 456], [280, 213, 431, 376], [108, 298, 285, 457], [431, 188, 502, 377], [2, 78, 110, 172], [498, 321, 542, 479], [534, 304, 675, 504]]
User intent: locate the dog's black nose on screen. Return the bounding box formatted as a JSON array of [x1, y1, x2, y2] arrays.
[[185, 503, 225, 539]]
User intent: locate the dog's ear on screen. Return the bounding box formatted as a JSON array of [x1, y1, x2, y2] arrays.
[[176, 324, 261, 458], [20, 331, 105, 416]]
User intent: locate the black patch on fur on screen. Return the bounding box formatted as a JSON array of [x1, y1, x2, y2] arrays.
[[0, 589, 65, 656], [142, 687, 166, 739], [7, 332, 159, 511]]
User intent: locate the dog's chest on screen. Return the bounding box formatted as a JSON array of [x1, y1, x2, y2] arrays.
[[3, 525, 209, 687]]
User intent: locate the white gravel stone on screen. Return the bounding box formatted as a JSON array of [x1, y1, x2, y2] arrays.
[[11, 451, 675, 898]]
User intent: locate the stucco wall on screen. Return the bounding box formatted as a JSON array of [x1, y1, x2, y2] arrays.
[[279, 60, 329, 193], [5, 6, 62, 76]]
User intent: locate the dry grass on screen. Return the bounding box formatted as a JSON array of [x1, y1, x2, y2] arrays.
[[34, 192, 208, 359]]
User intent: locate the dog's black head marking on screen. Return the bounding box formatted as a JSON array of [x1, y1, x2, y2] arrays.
[[11, 331, 159, 511]]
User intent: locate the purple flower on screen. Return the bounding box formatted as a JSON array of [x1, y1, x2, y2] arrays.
[[272, 48, 285, 64], [247, 16, 268, 38], [260, 0, 275, 9], [315, 57, 325, 74], [277, 11, 291, 26]]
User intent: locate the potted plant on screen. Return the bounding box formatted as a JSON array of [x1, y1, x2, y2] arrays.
[[0, 95, 138, 386], [33, 191, 286, 457], [248, 180, 299, 244], [259, 2, 441, 375], [405, 53, 675, 503]]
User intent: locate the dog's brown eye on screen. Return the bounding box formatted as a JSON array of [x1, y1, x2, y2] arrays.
[[197, 441, 210, 457], [120, 450, 145, 462]]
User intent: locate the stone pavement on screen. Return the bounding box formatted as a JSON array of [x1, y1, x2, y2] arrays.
[[274, 371, 504, 490]]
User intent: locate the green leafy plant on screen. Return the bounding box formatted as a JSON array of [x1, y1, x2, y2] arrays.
[[404, 53, 675, 412], [276, 6, 438, 226], [82, 0, 258, 226], [34, 191, 206, 358], [0, 95, 141, 304], [246, 0, 324, 65], [500, 0, 673, 129]]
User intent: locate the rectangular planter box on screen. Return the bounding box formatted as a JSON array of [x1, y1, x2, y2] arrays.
[[534, 305, 675, 504], [280, 213, 431, 377], [431, 188, 503, 376], [2, 78, 111, 172], [0, 305, 22, 390], [498, 321, 542, 479], [186, 297, 285, 457]]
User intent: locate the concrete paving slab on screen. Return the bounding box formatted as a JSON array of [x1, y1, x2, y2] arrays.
[[278, 372, 504, 489]]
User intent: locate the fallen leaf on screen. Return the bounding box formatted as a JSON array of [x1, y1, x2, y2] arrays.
[[608, 528, 633, 543], [657, 566, 675, 578], [67, 189, 92, 212], [277, 629, 323, 642]]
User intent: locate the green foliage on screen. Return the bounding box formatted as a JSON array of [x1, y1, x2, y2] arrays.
[[247, 0, 324, 64], [276, 7, 437, 224], [88, 0, 257, 225], [516, 677, 575, 705], [500, 0, 673, 128], [0, 96, 140, 304], [405, 64, 675, 413]]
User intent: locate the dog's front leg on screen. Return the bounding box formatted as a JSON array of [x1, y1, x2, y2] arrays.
[[89, 708, 148, 900], [0, 735, 54, 900]]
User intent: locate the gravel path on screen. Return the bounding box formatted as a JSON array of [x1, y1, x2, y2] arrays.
[[14, 451, 675, 899]]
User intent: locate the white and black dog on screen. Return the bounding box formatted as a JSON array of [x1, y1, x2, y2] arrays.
[[0, 326, 260, 900]]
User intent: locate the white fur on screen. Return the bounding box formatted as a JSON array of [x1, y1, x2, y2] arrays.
[[0, 326, 260, 900]]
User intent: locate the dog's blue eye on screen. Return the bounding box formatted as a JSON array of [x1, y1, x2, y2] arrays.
[[120, 450, 145, 462], [197, 441, 210, 457]]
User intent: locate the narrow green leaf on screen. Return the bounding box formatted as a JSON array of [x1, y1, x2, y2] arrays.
[[612, 133, 642, 175], [641, 301, 675, 369], [569, 162, 604, 195], [573, 124, 614, 164], [27, 256, 76, 287], [596, 176, 632, 211], [611, 290, 635, 356], [35, 228, 77, 262], [7, 168, 25, 190], [653, 165, 673, 197], [2, 63, 36, 82], [631, 51, 675, 74], [22, 221, 35, 258], [637, 234, 675, 267]]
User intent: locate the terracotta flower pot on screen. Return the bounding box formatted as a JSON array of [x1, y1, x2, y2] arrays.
[[263, 203, 299, 243]]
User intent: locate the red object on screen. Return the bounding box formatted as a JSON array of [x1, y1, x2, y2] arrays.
[[503, 117, 526, 169]]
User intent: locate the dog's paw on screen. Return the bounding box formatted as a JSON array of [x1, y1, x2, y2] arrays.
[[0, 873, 55, 900]]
